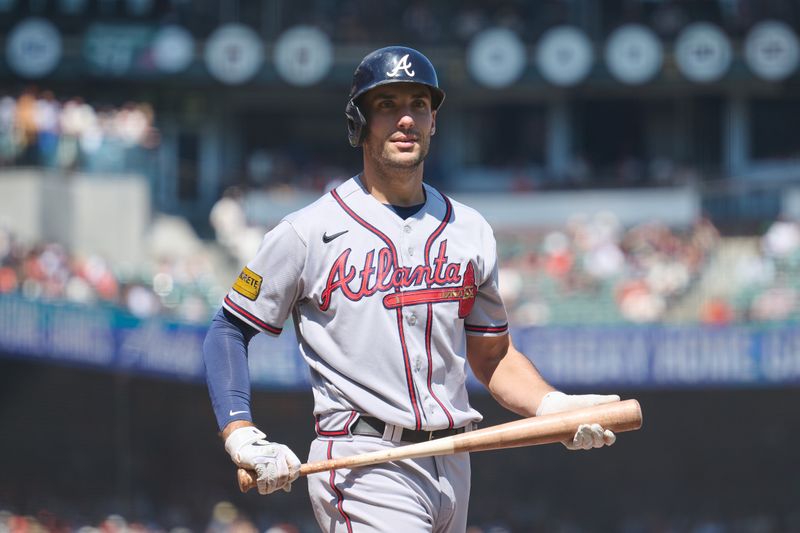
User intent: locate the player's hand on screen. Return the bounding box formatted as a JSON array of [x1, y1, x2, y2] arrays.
[[224, 426, 301, 495], [535, 391, 620, 450]]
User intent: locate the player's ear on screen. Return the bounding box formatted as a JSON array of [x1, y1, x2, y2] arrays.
[[431, 110, 437, 136]]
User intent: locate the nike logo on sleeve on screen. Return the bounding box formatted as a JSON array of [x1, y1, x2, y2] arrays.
[[229, 410, 248, 416], [322, 230, 349, 243]]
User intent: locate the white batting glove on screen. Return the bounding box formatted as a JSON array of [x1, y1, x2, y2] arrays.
[[536, 391, 620, 450], [224, 427, 301, 495]]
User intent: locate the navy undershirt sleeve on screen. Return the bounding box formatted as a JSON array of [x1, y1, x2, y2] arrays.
[[203, 307, 259, 431]]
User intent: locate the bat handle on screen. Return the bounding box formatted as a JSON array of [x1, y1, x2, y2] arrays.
[[238, 468, 257, 493], [238, 463, 318, 493]]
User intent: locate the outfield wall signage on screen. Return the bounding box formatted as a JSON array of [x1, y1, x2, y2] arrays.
[[0, 296, 797, 390]]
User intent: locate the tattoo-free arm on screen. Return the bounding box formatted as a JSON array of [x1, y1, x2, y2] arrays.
[[466, 334, 556, 418]]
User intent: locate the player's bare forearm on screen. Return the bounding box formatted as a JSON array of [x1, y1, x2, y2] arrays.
[[466, 334, 556, 418], [481, 349, 556, 417]]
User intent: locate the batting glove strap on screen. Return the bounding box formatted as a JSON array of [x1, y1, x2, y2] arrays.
[[536, 391, 620, 416], [535, 391, 569, 417], [224, 426, 268, 462]]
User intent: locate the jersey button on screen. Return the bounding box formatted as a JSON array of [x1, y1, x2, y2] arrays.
[[408, 247, 414, 256], [403, 225, 411, 233], [408, 314, 417, 325]]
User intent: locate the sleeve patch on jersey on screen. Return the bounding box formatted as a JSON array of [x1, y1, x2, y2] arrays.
[[232, 267, 262, 301]]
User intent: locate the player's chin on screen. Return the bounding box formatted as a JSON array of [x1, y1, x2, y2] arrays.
[[384, 153, 424, 169], [384, 145, 426, 167]]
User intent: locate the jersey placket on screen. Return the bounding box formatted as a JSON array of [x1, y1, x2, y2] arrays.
[[419, 193, 456, 430], [397, 218, 436, 427]]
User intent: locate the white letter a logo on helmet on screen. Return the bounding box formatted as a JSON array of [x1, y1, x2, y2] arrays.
[[386, 54, 415, 77]]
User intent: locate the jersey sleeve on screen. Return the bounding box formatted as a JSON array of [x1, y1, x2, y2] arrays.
[[464, 225, 509, 337], [222, 220, 306, 336]]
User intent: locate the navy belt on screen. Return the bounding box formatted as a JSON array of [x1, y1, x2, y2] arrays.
[[352, 416, 466, 443]]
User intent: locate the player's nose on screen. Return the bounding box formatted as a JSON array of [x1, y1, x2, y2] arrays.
[[396, 111, 415, 130]]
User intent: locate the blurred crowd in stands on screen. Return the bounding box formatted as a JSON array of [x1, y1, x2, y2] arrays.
[[2, 208, 800, 325], [0, 88, 159, 174], [498, 214, 720, 325], [0, 225, 221, 324], [498, 214, 800, 326]]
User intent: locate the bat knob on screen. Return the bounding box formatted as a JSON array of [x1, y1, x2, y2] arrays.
[[237, 468, 257, 493]]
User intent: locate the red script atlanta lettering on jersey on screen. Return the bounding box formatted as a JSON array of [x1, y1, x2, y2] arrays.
[[320, 240, 476, 316]]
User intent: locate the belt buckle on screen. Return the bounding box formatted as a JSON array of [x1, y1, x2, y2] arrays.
[[428, 430, 436, 441]]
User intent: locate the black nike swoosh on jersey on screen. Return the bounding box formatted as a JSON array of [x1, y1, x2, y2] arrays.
[[322, 230, 349, 243]]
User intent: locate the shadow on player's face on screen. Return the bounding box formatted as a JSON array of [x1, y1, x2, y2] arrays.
[[360, 83, 437, 170]]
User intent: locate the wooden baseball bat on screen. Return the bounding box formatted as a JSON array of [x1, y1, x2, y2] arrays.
[[237, 398, 642, 493]]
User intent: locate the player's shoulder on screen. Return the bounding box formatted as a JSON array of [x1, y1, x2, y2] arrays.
[[425, 184, 494, 231], [282, 176, 359, 231]]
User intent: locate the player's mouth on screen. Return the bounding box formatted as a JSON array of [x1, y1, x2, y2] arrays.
[[389, 134, 418, 150]]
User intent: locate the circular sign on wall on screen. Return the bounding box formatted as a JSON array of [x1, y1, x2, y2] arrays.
[[6, 18, 63, 78], [204, 23, 264, 84], [152, 25, 195, 73], [604, 24, 663, 84], [674, 22, 732, 83], [744, 20, 800, 81], [273, 26, 333, 87], [466, 27, 527, 89], [535, 26, 594, 87]]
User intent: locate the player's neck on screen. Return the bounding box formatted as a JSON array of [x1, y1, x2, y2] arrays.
[[360, 165, 425, 207]]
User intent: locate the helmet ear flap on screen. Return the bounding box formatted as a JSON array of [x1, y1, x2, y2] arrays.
[[345, 100, 367, 147]]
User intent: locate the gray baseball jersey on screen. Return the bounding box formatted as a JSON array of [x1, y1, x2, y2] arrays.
[[223, 175, 508, 432]]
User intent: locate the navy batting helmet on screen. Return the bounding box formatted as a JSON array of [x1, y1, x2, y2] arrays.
[[345, 46, 445, 147]]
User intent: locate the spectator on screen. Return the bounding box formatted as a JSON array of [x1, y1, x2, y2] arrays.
[[700, 297, 735, 325], [35, 90, 61, 167], [14, 88, 37, 164], [761, 218, 800, 260], [0, 96, 17, 163], [749, 287, 798, 321], [209, 186, 265, 266]]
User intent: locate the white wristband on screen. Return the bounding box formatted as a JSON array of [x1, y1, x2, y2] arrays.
[[536, 391, 567, 416], [224, 426, 267, 457]]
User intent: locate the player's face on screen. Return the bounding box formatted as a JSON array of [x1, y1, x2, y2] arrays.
[[361, 83, 437, 170]]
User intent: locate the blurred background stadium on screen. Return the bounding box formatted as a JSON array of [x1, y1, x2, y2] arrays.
[[1, 0, 800, 531]]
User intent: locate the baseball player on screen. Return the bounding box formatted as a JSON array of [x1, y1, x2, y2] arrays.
[[203, 46, 620, 532]]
